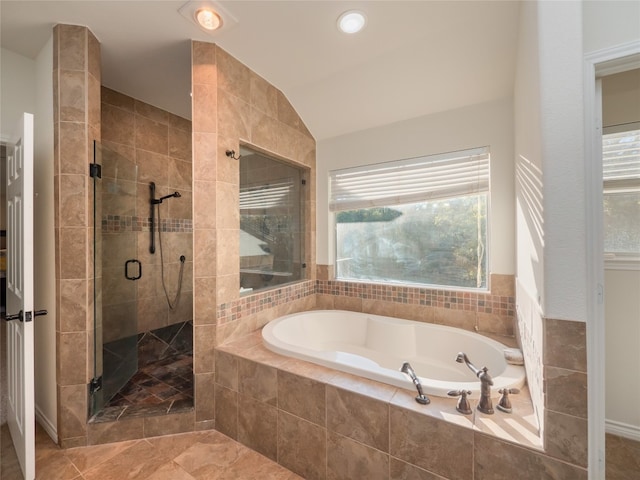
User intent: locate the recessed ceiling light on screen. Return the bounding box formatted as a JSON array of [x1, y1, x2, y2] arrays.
[[195, 7, 222, 31], [337, 10, 367, 34]]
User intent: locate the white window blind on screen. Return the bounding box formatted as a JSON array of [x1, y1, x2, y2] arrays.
[[240, 180, 294, 211], [329, 147, 489, 212], [603, 128, 640, 191]]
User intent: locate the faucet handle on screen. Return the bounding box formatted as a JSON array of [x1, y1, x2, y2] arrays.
[[496, 387, 520, 413], [447, 389, 473, 415]]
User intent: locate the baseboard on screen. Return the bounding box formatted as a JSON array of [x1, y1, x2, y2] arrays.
[[35, 404, 58, 444], [606, 419, 640, 442]]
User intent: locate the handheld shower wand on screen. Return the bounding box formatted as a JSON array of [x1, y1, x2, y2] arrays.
[[400, 362, 430, 405]]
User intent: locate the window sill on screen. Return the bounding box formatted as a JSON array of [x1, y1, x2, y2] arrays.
[[604, 255, 640, 271]]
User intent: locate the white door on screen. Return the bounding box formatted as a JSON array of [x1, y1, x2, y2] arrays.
[[6, 113, 35, 480]]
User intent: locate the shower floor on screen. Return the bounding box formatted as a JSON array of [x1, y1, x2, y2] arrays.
[[92, 353, 193, 422]]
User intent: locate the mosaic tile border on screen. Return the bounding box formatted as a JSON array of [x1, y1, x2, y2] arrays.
[[102, 215, 193, 233], [215, 279, 514, 324], [317, 280, 515, 316], [217, 280, 316, 324]]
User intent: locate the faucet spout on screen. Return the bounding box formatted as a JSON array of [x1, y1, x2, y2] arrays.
[[455, 352, 494, 414], [400, 362, 430, 405]]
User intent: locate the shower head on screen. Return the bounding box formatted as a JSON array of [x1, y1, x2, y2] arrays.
[[154, 191, 181, 204]]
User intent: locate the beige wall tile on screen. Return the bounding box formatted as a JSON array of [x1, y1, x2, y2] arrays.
[[327, 386, 389, 452], [169, 128, 192, 163], [59, 279, 88, 332], [216, 46, 250, 100], [237, 393, 277, 461], [278, 411, 326, 480], [278, 370, 326, 426], [327, 431, 389, 480], [238, 358, 277, 406], [218, 91, 251, 141], [144, 411, 194, 438], [59, 121, 88, 174], [192, 41, 216, 86], [193, 132, 217, 182], [101, 87, 134, 111], [193, 181, 216, 229], [87, 30, 101, 81], [87, 418, 144, 445], [59, 174, 87, 227], [333, 295, 363, 312], [101, 103, 134, 146], [215, 350, 238, 391], [214, 384, 238, 439], [194, 324, 216, 374], [250, 109, 278, 153], [216, 229, 239, 277], [490, 273, 515, 296], [389, 458, 443, 480], [59, 228, 87, 279], [433, 307, 476, 331], [544, 366, 588, 419], [474, 432, 587, 479], [250, 72, 277, 118], [477, 312, 513, 335], [192, 84, 217, 134], [135, 100, 169, 125], [135, 115, 168, 155], [57, 25, 86, 71], [544, 318, 587, 372], [544, 410, 588, 467], [194, 373, 215, 422], [59, 70, 86, 122], [136, 149, 169, 186], [193, 230, 216, 278], [194, 277, 216, 325], [57, 385, 88, 440], [390, 405, 473, 479], [215, 274, 239, 306]]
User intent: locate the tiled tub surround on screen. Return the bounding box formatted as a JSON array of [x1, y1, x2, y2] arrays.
[[216, 273, 515, 338], [215, 332, 587, 480]]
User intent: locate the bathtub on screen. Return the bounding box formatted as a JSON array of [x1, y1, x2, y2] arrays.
[[262, 310, 525, 398]]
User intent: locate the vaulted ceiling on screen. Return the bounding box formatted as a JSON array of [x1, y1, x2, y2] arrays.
[[1, 1, 520, 140]]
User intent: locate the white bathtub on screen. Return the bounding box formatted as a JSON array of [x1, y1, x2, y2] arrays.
[[262, 310, 525, 398]]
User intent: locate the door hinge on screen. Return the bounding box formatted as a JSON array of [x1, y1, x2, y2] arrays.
[[89, 163, 102, 178], [301, 179, 306, 185], [89, 377, 103, 395]]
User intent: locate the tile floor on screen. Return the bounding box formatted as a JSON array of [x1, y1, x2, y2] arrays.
[[1, 423, 301, 480], [97, 353, 194, 421]]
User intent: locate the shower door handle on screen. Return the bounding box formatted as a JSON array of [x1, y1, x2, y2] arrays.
[[125, 259, 142, 281]]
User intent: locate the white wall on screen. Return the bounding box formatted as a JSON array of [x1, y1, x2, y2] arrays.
[[537, 1, 587, 321], [514, 0, 545, 437], [316, 97, 515, 278], [0, 48, 36, 142], [583, 1, 640, 53], [33, 36, 57, 440], [0, 43, 57, 438]]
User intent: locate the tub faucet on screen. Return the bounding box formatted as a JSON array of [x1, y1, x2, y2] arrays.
[[400, 362, 430, 405], [455, 352, 494, 414]]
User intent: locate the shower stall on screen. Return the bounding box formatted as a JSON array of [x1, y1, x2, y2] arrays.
[[90, 142, 194, 419]]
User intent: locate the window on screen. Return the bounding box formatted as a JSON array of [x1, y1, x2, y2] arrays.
[[330, 147, 489, 289], [603, 127, 640, 263], [240, 146, 305, 293]]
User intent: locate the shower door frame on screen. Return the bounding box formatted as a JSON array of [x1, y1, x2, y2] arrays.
[[90, 141, 141, 417]]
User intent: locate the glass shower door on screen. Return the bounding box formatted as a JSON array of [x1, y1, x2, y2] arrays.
[[91, 142, 139, 416]]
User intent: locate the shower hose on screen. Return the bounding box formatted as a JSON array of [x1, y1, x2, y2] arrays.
[[156, 203, 185, 310]]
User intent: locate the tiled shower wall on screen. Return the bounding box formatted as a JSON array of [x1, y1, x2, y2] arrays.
[[100, 86, 193, 339], [190, 41, 317, 430], [54, 24, 100, 448]]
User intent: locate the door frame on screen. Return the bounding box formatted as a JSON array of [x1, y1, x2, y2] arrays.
[[583, 39, 640, 479]]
